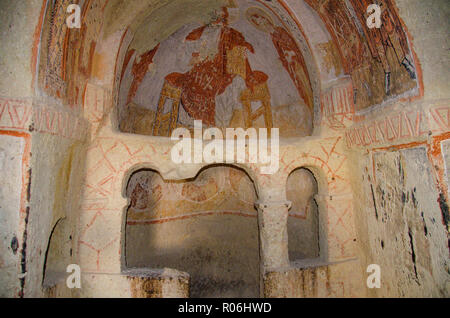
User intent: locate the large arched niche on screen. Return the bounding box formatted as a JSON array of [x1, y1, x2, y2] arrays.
[[111, 0, 321, 139], [285, 165, 331, 263], [121, 164, 261, 298]]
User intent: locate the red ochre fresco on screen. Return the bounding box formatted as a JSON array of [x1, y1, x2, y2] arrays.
[[159, 8, 267, 126], [248, 6, 314, 110], [31, 1, 48, 91], [126, 45, 160, 105], [121, 5, 315, 131]]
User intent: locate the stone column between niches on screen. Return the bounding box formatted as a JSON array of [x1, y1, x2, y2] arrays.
[[255, 200, 292, 272]]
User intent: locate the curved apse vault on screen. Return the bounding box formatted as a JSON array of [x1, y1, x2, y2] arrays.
[[117, 0, 315, 138]]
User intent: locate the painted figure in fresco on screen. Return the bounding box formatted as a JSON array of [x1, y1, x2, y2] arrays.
[[128, 173, 162, 212], [349, 0, 416, 94], [159, 7, 269, 127], [247, 8, 314, 111], [306, 0, 367, 74]]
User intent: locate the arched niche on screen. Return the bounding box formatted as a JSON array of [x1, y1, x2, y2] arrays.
[[285, 164, 333, 263], [122, 164, 260, 298], [286, 167, 320, 261]]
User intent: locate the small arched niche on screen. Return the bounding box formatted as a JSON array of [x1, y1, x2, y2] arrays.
[[286, 167, 320, 261], [124, 165, 260, 298]]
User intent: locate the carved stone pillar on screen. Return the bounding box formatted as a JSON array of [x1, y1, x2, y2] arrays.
[[255, 200, 292, 272]]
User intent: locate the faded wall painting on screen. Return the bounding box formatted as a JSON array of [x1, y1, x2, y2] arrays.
[[38, 0, 72, 99], [305, 0, 418, 110], [118, 2, 314, 138], [38, 0, 108, 108], [124, 166, 260, 297], [125, 166, 257, 224]]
